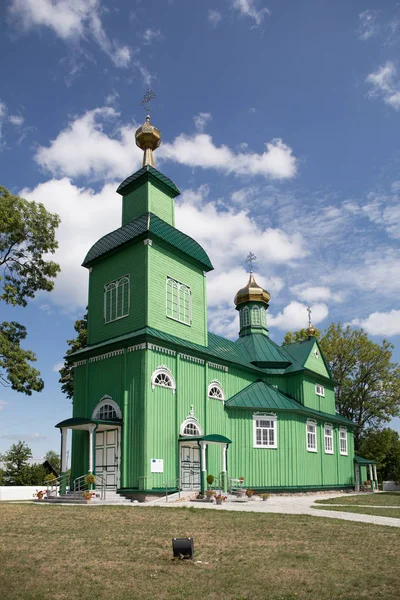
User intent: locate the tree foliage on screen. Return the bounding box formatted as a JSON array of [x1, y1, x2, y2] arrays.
[[59, 311, 88, 399], [45, 450, 60, 473], [358, 428, 400, 483], [2, 441, 32, 485], [284, 323, 400, 447], [283, 328, 321, 345], [0, 186, 60, 394]]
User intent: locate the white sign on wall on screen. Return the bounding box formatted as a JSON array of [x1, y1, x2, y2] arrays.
[[151, 458, 164, 473]]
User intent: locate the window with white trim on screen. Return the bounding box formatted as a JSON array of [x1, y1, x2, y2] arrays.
[[92, 397, 122, 421], [182, 422, 201, 436], [241, 306, 250, 328], [208, 381, 225, 401], [315, 384, 325, 397], [260, 307, 267, 327], [339, 428, 348, 455], [151, 366, 176, 393], [104, 276, 130, 323], [324, 424, 334, 454], [252, 305, 261, 325], [307, 420, 317, 452], [166, 277, 191, 325], [253, 415, 277, 448]]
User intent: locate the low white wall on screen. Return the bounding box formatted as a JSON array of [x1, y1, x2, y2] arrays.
[[0, 486, 42, 501], [383, 481, 400, 491]]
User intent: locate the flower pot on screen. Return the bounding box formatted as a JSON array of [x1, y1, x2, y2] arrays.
[[216, 499, 222, 505]]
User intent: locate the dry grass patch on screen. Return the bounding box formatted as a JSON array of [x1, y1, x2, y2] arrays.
[[0, 504, 399, 600], [314, 506, 400, 519], [315, 492, 400, 506]]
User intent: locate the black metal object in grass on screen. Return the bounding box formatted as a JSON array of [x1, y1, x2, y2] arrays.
[[172, 537, 194, 559]]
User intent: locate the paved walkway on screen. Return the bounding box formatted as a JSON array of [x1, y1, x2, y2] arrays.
[[149, 492, 400, 528]]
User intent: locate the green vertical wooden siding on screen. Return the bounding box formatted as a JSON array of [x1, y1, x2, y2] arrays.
[[121, 179, 175, 226]]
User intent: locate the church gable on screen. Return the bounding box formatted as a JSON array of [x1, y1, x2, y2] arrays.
[[303, 341, 330, 379]]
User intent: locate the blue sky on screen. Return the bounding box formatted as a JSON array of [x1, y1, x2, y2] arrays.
[[1, 0, 400, 458]]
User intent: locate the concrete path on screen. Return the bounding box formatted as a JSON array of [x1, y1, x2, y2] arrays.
[[151, 492, 400, 528]]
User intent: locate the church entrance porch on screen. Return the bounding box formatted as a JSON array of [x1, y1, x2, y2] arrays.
[[95, 429, 120, 490], [180, 444, 201, 491]]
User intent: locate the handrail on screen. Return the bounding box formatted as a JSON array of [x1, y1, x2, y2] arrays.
[[163, 477, 181, 502], [73, 474, 106, 500]]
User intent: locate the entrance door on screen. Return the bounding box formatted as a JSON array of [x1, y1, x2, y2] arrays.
[[96, 430, 119, 490], [180, 444, 201, 490]]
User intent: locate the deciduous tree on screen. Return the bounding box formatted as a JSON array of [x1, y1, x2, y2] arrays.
[[59, 311, 88, 399], [2, 441, 32, 485]]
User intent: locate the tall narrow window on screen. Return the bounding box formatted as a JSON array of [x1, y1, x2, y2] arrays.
[[324, 424, 334, 454], [166, 277, 191, 325], [252, 305, 260, 326], [339, 428, 348, 455], [315, 384, 325, 397], [260, 307, 267, 327], [241, 306, 250, 328], [253, 415, 277, 448], [307, 420, 317, 452], [104, 276, 130, 323]]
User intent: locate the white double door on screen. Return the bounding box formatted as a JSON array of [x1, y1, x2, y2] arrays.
[[95, 430, 119, 489], [180, 444, 201, 490]]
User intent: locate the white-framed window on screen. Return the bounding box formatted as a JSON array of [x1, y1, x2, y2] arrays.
[[315, 384, 325, 397], [151, 366, 176, 393], [339, 427, 348, 455], [166, 277, 191, 325], [92, 396, 122, 421], [253, 415, 277, 448], [241, 306, 250, 328], [252, 305, 260, 326], [182, 422, 201, 436], [324, 424, 334, 454], [307, 420, 317, 452], [260, 307, 267, 327], [208, 380, 225, 401], [104, 276, 130, 323]]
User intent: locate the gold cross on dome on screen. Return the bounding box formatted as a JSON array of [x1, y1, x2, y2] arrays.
[[245, 252, 257, 273], [141, 88, 156, 115], [307, 306, 312, 327]]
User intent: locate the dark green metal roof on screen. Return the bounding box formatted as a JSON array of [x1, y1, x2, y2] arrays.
[[178, 434, 232, 444], [116, 165, 180, 197], [226, 380, 355, 426], [354, 454, 377, 465], [82, 212, 213, 271], [236, 334, 292, 368], [55, 417, 123, 429], [283, 338, 333, 380]]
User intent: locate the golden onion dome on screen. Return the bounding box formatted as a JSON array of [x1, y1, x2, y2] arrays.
[[234, 273, 271, 308], [135, 115, 161, 168], [307, 325, 316, 337]]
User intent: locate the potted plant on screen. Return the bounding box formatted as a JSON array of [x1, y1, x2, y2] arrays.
[[84, 473, 96, 486], [215, 494, 227, 505], [83, 490, 95, 503], [206, 474, 215, 488], [259, 493, 270, 501], [245, 489, 254, 499], [205, 490, 215, 502], [239, 476, 244, 485], [34, 489, 46, 501]]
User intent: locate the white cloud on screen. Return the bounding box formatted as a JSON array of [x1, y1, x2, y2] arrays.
[[105, 90, 119, 106], [2, 432, 46, 441], [290, 285, 332, 303], [350, 310, 400, 336], [357, 10, 379, 40], [8, 114, 24, 126], [207, 267, 284, 309], [0, 401, 8, 411], [52, 362, 64, 372], [366, 61, 400, 110], [141, 28, 162, 44], [0, 100, 6, 141], [35, 106, 298, 181], [133, 61, 154, 85], [8, 0, 132, 69], [208, 10, 222, 27], [231, 0, 271, 27], [268, 301, 328, 331], [19, 178, 121, 311], [193, 112, 212, 132]]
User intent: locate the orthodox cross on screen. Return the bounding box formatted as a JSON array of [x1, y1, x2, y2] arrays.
[[141, 88, 156, 116], [307, 306, 312, 327], [246, 252, 257, 273]]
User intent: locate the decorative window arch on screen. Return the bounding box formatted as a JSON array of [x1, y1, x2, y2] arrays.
[[180, 406, 203, 436], [166, 277, 191, 325], [151, 366, 176, 393], [241, 306, 250, 328], [207, 380, 225, 401], [104, 275, 130, 323], [92, 396, 122, 421], [252, 305, 261, 326]]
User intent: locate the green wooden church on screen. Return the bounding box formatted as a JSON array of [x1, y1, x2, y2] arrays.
[[56, 114, 376, 499]]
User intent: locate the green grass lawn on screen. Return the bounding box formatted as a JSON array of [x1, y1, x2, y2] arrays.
[[315, 492, 400, 506], [1, 504, 399, 600], [314, 506, 400, 519]]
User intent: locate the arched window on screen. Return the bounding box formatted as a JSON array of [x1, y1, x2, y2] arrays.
[[104, 275, 130, 323], [241, 306, 250, 328], [180, 407, 203, 436], [208, 380, 225, 401], [151, 366, 176, 393], [252, 305, 260, 326], [166, 277, 191, 325], [92, 396, 122, 420], [182, 422, 201, 436]]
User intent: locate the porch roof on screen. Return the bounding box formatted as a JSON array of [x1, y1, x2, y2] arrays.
[[55, 417, 123, 430], [354, 454, 377, 465], [178, 434, 232, 444]]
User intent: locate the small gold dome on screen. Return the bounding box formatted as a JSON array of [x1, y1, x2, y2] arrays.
[[234, 273, 271, 308], [135, 115, 161, 168], [307, 325, 316, 337]]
